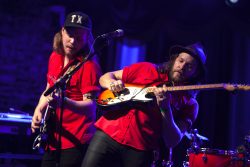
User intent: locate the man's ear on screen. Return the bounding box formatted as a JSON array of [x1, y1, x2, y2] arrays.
[[61, 27, 66, 33]]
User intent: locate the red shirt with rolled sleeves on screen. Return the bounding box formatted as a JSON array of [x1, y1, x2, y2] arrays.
[[95, 62, 198, 151], [46, 52, 101, 150]]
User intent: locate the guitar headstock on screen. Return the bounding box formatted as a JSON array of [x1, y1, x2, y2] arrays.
[[223, 84, 250, 91]]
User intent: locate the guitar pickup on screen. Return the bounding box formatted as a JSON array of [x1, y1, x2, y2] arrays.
[[114, 88, 130, 97], [145, 92, 155, 99]]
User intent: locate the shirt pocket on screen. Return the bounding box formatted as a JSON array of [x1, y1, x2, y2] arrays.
[[68, 75, 79, 88], [67, 69, 80, 87]]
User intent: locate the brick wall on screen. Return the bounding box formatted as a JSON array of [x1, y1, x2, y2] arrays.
[[0, 2, 64, 115]]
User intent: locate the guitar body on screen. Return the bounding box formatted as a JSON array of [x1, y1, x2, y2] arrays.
[[32, 105, 56, 150], [97, 84, 156, 110]]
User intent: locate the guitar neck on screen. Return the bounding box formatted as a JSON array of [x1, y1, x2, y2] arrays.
[[146, 83, 250, 92], [165, 83, 226, 92]]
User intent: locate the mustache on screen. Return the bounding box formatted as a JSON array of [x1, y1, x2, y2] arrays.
[[173, 70, 183, 74], [67, 45, 75, 49]]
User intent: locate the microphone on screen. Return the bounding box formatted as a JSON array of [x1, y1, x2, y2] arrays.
[[98, 29, 124, 39]]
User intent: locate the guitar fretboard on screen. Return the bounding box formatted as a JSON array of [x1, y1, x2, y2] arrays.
[[146, 83, 250, 92]]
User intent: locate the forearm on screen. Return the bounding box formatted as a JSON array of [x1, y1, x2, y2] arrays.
[[99, 72, 117, 88], [161, 107, 183, 148], [34, 84, 50, 114], [99, 70, 123, 89], [32, 89, 49, 132], [35, 92, 49, 114], [64, 97, 96, 114]]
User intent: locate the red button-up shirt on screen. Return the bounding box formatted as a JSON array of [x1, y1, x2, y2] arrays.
[[47, 51, 101, 150]]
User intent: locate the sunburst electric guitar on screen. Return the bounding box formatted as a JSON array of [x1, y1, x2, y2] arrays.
[[96, 83, 250, 110]]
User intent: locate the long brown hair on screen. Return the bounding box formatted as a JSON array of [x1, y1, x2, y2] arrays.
[[157, 53, 206, 85], [52, 28, 95, 56]]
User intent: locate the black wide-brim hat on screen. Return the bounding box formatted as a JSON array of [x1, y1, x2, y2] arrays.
[[170, 42, 206, 65]]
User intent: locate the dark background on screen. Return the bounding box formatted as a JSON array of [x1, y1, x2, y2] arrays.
[[0, 0, 250, 166]]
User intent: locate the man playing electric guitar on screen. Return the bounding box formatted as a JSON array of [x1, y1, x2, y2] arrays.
[[82, 42, 207, 167], [31, 12, 101, 167]]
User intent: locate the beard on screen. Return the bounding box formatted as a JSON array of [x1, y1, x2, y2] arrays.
[[169, 70, 184, 83]]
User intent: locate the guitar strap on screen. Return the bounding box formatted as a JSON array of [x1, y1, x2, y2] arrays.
[[63, 61, 80, 84], [59, 59, 80, 83]]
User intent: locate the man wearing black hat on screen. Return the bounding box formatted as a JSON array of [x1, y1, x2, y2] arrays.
[[82, 42, 206, 167], [31, 12, 101, 167]]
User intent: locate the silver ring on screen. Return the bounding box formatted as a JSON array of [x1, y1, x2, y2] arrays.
[[159, 94, 166, 99], [110, 82, 115, 87]]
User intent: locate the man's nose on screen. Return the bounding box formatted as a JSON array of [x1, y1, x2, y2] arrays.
[[179, 62, 186, 69], [69, 37, 75, 44]]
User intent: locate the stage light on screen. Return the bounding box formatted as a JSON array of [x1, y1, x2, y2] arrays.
[[229, 0, 239, 3], [115, 38, 145, 69], [225, 0, 239, 7]]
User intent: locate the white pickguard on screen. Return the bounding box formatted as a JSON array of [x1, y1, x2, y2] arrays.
[[107, 86, 152, 105]]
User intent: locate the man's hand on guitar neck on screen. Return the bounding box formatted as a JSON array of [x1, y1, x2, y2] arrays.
[[153, 84, 172, 111]]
